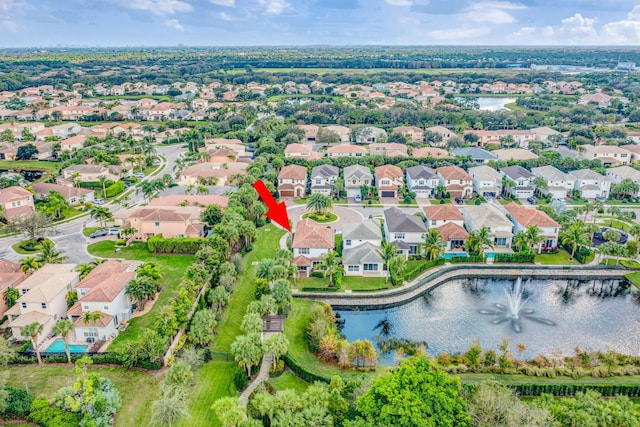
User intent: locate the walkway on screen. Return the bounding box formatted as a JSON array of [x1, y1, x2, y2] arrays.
[[240, 353, 273, 406]]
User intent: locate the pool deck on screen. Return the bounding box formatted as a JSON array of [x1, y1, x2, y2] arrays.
[[294, 263, 629, 309]]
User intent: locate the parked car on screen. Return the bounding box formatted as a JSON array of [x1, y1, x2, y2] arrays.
[[108, 227, 120, 235], [124, 181, 132, 188], [595, 195, 606, 202], [527, 197, 537, 205], [354, 194, 362, 203], [90, 229, 108, 238], [454, 197, 464, 204], [93, 198, 105, 205], [133, 172, 145, 178]]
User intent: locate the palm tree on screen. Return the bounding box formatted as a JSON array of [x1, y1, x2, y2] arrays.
[[20, 256, 41, 274], [512, 230, 528, 253], [477, 226, 494, 251], [591, 200, 604, 223], [501, 176, 515, 198], [533, 177, 548, 197], [465, 227, 494, 256], [36, 240, 67, 264], [421, 229, 444, 261], [22, 322, 44, 365], [52, 319, 75, 364], [607, 206, 621, 227], [76, 262, 96, 279], [629, 224, 640, 241], [90, 206, 112, 228], [70, 171, 81, 188], [319, 250, 342, 288], [127, 276, 157, 311], [306, 194, 333, 216], [97, 175, 108, 199], [525, 225, 543, 253], [560, 221, 591, 260], [378, 241, 397, 284], [81, 310, 104, 326]]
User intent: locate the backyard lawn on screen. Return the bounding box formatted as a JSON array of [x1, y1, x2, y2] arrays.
[[297, 275, 391, 292], [534, 249, 577, 265], [267, 371, 309, 393], [87, 241, 192, 351], [0, 160, 60, 173], [5, 364, 161, 427], [626, 272, 640, 289], [180, 361, 237, 427]]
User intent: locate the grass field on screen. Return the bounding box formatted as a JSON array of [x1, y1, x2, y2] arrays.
[[534, 249, 576, 265], [180, 361, 237, 427], [5, 364, 161, 427], [0, 160, 60, 173], [626, 272, 640, 289], [212, 224, 286, 352], [297, 275, 390, 292], [87, 241, 192, 351], [267, 371, 309, 393]]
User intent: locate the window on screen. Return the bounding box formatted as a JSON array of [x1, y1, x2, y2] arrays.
[[155, 222, 160, 226], [409, 245, 418, 255], [545, 239, 554, 247], [495, 237, 507, 247], [104, 305, 109, 310], [363, 263, 378, 271], [22, 289, 27, 295], [345, 239, 351, 246], [348, 265, 360, 272], [41, 303, 47, 309], [299, 248, 309, 254], [178, 234, 184, 238], [21, 302, 26, 309], [83, 304, 89, 310], [394, 233, 405, 239], [431, 220, 436, 225], [83, 329, 99, 338], [315, 180, 321, 184]]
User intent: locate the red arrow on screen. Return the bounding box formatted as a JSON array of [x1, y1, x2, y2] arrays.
[[253, 180, 291, 232]]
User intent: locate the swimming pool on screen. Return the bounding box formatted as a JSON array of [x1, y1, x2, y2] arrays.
[[44, 339, 89, 353]]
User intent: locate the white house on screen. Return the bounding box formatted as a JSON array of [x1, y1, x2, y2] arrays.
[[606, 166, 640, 197], [406, 166, 438, 199], [569, 169, 611, 200], [463, 204, 513, 248], [383, 207, 427, 256], [500, 166, 536, 199], [342, 220, 384, 277], [344, 165, 373, 198], [310, 165, 339, 196], [531, 165, 575, 200], [503, 203, 560, 251], [468, 165, 502, 199]]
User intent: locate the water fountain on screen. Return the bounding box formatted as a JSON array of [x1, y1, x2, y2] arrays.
[[479, 277, 555, 332]]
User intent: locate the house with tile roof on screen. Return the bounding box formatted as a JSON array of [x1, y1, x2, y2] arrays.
[[7, 264, 80, 341], [284, 144, 323, 160], [434, 221, 469, 252], [352, 126, 387, 144], [406, 165, 438, 199], [342, 219, 384, 277], [393, 126, 424, 143], [0, 186, 34, 220], [326, 144, 366, 158], [297, 124, 319, 143], [31, 182, 94, 205], [436, 166, 473, 199], [369, 143, 408, 157], [463, 204, 513, 248], [292, 218, 335, 277], [423, 204, 464, 228], [323, 125, 351, 143], [579, 145, 630, 166], [383, 207, 427, 256], [178, 162, 248, 186], [344, 165, 373, 198], [503, 203, 560, 251], [310, 165, 339, 196], [425, 126, 454, 147], [569, 169, 611, 200], [0, 260, 26, 319], [412, 147, 450, 159], [147, 194, 228, 209], [500, 165, 536, 199], [531, 165, 575, 199], [67, 260, 135, 342], [118, 206, 205, 241], [451, 147, 498, 164], [492, 148, 539, 161], [278, 164, 307, 198], [375, 165, 404, 199], [469, 165, 503, 199]]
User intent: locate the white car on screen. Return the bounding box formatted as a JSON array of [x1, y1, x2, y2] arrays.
[[133, 172, 145, 178]]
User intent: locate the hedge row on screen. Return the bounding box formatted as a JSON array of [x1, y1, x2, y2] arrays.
[[12, 351, 161, 370], [494, 252, 535, 263], [450, 255, 486, 263], [104, 181, 125, 198], [283, 353, 331, 384], [482, 383, 640, 397], [147, 235, 209, 254], [403, 258, 446, 282]]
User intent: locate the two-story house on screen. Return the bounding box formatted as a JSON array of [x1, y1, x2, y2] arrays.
[[344, 165, 373, 198], [383, 207, 427, 256], [436, 166, 473, 199], [119, 207, 205, 241], [292, 218, 335, 277], [0, 260, 26, 319], [569, 169, 611, 200], [342, 219, 385, 277], [375, 165, 404, 199], [67, 261, 135, 342], [424, 126, 454, 147], [0, 186, 35, 220], [500, 165, 536, 199], [503, 203, 560, 251], [580, 145, 630, 166], [277, 164, 307, 198], [310, 165, 339, 196], [463, 204, 513, 249], [7, 264, 80, 341], [531, 165, 575, 200], [606, 166, 640, 197], [405, 166, 438, 199], [393, 126, 424, 144], [423, 204, 467, 252], [469, 165, 502, 199]]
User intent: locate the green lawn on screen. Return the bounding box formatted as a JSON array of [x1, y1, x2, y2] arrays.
[[596, 220, 633, 232], [534, 249, 577, 265], [10, 238, 53, 255], [87, 241, 192, 351], [335, 234, 342, 256], [180, 361, 237, 427], [0, 160, 60, 173], [498, 198, 521, 205], [626, 272, 640, 289], [458, 372, 640, 386], [302, 212, 338, 223], [5, 364, 161, 427], [82, 226, 102, 237], [267, 371, 309, 393], [213, 224, 285, 352], [297, 275, 391, 292]]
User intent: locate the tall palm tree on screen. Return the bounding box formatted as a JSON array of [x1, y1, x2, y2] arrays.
[[22, 322, 44, 365], [607, 206, 621, 227], [97, 175, 108, 199], [306, 194, 332, 216], [90, 206, 112, 228], [378, 241, 397, 284], [477, 226, 494, 251], [560, 221, 591, 260], [20, 256, 41, 274], [421, 229, 444, 261], [127, 276, 157, 311], [591, 200, 604, 223], [36, 240, 67, 265], [52, 319, 75, 364], [512, 230, 528, 253], [81, 310, 104, 326], [319, 250, 342, 288], [525, 225, 543, 253], [501, 176, 515, 197]]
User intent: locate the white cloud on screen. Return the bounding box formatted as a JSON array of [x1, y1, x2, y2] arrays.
[[0, 16, 16, 31], [0, 0, 14, 12], [114, 0, 192, 15], [218, 11, 236, 20], [209, 0, 235, 6], [258, 0, 290, 15], [559, 13, 598, 43], [428, 26, 491, 40], [461, 1, 526, 25], [385, 0, 413, 6], [164, 18, 184, 30], [600, 5, 640, 44]]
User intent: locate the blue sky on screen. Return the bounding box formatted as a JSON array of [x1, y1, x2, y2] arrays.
[[1, 0, 640, 47]]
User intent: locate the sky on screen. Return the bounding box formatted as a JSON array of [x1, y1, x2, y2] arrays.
[[1, 0, 640, 47]]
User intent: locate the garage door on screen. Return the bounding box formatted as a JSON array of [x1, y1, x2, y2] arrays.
[[381, 191, 395, 198], [279, 190, 295, 197]]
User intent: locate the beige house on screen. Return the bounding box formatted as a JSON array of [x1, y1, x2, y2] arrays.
[[119, 207, 205, 241], [297, 124, 319, 143], [284, 144, 323, 160], [369, 143, 408, 157], [463, 204, 513, 248], [436, 166, 473, 199], [326, 144, 366, 158], [7, 264, 80, 341], [492, 148, 539, 161], [60, 164, 130, 183], [504, 203, 560, 251], [425, 126, 454, 147], [412, 147, 450, 159], [344, 165, 373, 198], [177, 162, 248, 186], [393, 126, 424, 143], [579, 145, 630, 166], [375, 165, 404, 199], [0, 260, 26, 318], [323, 125, 351, 143], [60, 135, 87, 151], [0, 186, 35, 219], [278, 164, 307, 198], [30, 182, 94, 205]]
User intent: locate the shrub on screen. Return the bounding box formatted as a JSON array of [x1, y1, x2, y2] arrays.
[[28, 399, 81, 427], [2, 387, 33, 419], [494, 252, 535, 263], [233, 364, 248, 391], [105, 181, 125, 198], [147, 235, 209, 254]]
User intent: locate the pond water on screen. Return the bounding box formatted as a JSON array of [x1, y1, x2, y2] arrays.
[[477, 97, 516, 111], [336, 277, 640, 365]]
